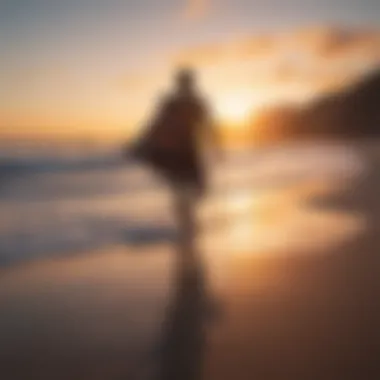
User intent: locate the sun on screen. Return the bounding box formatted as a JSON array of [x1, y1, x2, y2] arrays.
[[215, 92, 257, 125]]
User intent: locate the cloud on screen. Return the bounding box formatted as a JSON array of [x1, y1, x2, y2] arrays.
[[180, 0, 211, 21], [288, 27, 380, 59], [117, 26, 380, 121], [173, 37, 278, 69], [174, 27, 380, 65], [172, 26, 380, 93]]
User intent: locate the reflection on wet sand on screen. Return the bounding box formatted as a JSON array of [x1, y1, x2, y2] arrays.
[[204, 143, 380, 380], [157, 238, 207, 380], [156, 192, 212, 380], [202, 177, 365, 257]]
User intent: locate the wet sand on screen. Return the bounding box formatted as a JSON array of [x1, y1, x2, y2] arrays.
[[1, 141, 380, 380], [205, 141, 380, 380]]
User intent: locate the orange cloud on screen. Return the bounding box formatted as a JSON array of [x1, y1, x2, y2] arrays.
[[116, 26, 380, 129], [180, 0, 211, 21], [289, 26, 380, 59], [175, 27, 380, 65], [173, 35, 276, 66], [172, 26, 380, 90]]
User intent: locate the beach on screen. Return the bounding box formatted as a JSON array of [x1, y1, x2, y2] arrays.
[[0, 140, 379, 379]]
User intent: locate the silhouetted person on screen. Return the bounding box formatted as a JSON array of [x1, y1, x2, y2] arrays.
[[131, 68, 218, 201], [125, 70, 220, 380]]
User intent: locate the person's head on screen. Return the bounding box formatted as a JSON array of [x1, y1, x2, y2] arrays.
[[175, 68, 196, 93]]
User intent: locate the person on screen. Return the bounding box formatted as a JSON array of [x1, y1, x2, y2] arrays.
[[130, 68, 219, 201]]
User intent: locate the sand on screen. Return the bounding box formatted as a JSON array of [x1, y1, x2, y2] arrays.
[[0, 141, 379, 380]]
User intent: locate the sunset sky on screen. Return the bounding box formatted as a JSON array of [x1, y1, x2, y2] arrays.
[[1, 0, 380, 138]]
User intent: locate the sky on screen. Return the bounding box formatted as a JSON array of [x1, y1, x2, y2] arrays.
[[1, 0, 380, 138]]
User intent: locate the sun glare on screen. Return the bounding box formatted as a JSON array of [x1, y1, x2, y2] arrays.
[[215, 92, 259, 125]]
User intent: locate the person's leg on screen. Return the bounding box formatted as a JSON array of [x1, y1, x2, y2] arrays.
[[192, 155, 207, 200], [169, 182, 198, 266]]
